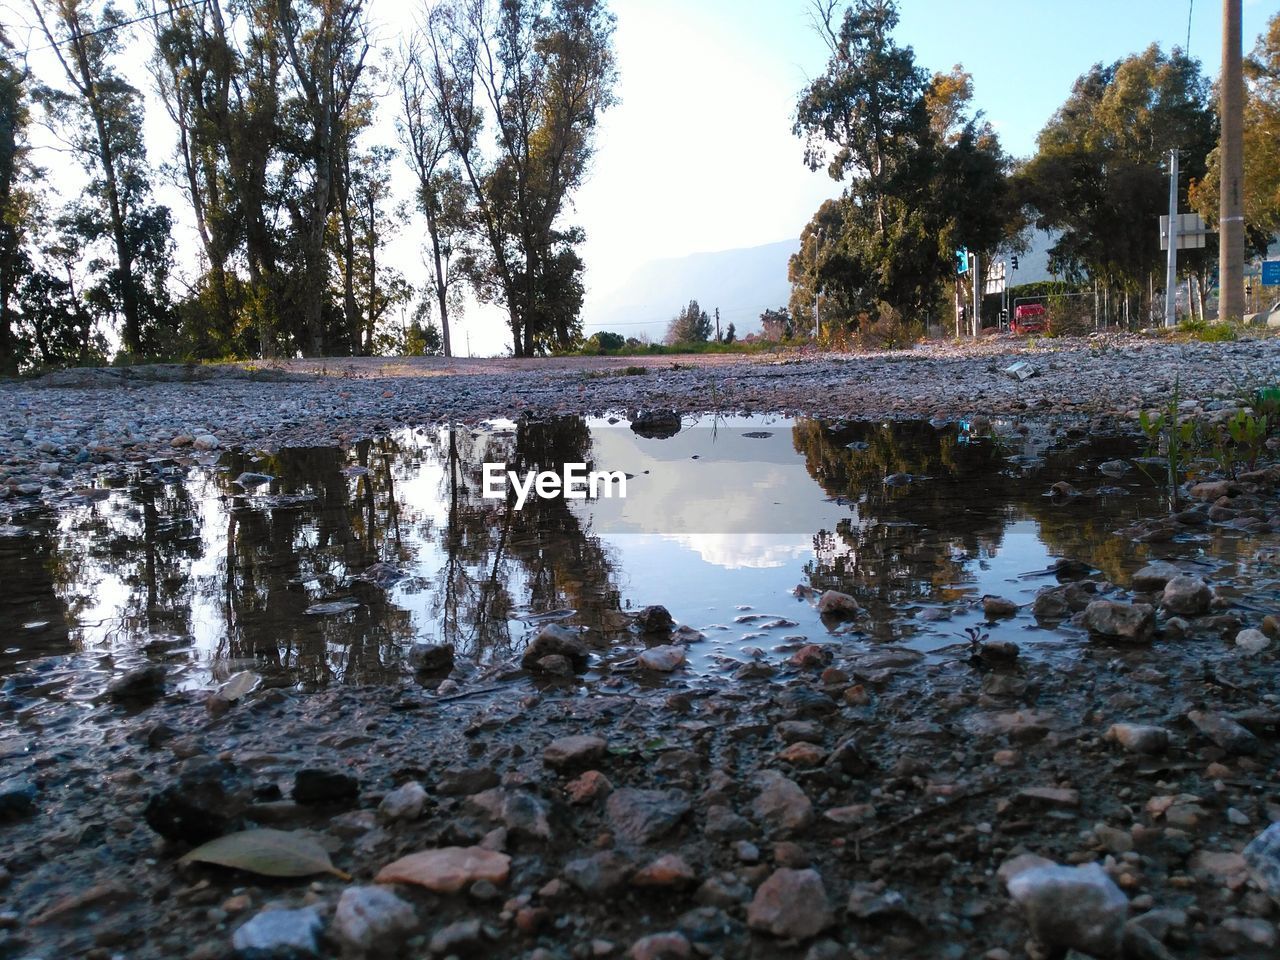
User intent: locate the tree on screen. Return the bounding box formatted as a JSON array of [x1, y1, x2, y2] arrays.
[[759, 307, 792, 341], [0, 37, 32, 374], [1018, 45, 1217, 314], [276, 0, 371, 356], [723, 321, 735, 344], [665, 299, 712, 344], [791, 4, 1010, 330], [1190, 12, 1280, 256], [397, 37, 472, 358], [30, 0, 175, 358], [420, 0, 617, 356]]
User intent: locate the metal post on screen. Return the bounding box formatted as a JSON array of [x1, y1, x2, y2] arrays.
[[1220, 0, 1245, 322], [1165, 149, 1180, 326], [972, 252, 980, 337]]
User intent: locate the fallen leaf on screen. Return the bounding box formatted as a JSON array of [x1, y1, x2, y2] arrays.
[[180, 829, 349, 880], [375, 846, 510, 892], [216, 671, 261, 702]]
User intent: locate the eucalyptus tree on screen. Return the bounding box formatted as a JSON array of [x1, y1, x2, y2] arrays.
[[275, 0, 371, 356], [418, 0, 616, 356], [29, 0, 174, 358], [1018, 45, 1217, 311], [791, 1, 1010, 328], [0, 36, 32, 374]]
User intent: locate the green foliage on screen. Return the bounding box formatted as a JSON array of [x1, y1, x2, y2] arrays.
[[759, 308, 792, 341], [722, 322, 736, 344], [665, 299, 713, 345], [583, 331, 625, 353], [790, 3, 1012, 333], [402, 319, 443, 357], [1017, 45, 1217, 303], [1176, 318, 1238, 342]]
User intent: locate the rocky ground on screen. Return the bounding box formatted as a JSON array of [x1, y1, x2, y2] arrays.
[[3, 333, 1280, 959], [3, 333, 1280, 507]]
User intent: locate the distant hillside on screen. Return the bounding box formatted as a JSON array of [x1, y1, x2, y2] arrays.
[[583, 239, 798, 341]]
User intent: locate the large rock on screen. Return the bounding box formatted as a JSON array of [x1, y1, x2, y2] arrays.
[[144, 758, 251, 843], [816, 591, 860, 617], [1188, 710, 1259, 754], [751, 771, 813, 835], [544, 735, 608, 771], [746, 868, 833, 940], [1105, 724, 1169, 755], [374, 846, 511, 893], [1006, 861, 1128, 958], [1082, 601, 1155, 643], [638, 645, 687, 672], [634, 605, 674, 633], [606, 788, 690, 845], [1131, 562, 1182, 592], [1244, 824, 1280, 906], [521, 624, 589, 673], [378, 781, 427, 822], [233, 906, 325, 960], [564, 850, 633, 898], [407, 642, 454, 674], [107, 664, 168, 703], [631, 410, 682, 439], [331, 886, 418, 956], [1161, 576, 1212, 616], [293, 769, 359, 805], [0, 777, 38, 822]]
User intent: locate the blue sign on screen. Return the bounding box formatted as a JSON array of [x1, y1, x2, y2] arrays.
[[955, 248, 969, 275], [1263, 260, 1280, 286]]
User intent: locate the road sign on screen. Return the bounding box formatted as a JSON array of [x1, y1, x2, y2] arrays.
[[955, 248, 969, 274], [1160, 212, 1211, 250], [984, 259, 1006, 296], [1263, 261, 1280, 286]]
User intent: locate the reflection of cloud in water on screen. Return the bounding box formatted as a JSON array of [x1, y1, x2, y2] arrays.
[[660, 533, 814, 570]]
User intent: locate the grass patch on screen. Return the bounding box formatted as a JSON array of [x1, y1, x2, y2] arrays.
[[1174, 318, 1239, 342], [560, 340, 793, 358]]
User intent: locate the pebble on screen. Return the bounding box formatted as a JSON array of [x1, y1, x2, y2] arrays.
[[1006, 861, 1127, 958], [331, 886, 417, 955], [752, 771, 813, 835], [628, 932, 692, 960], [378, 781, 427, 822], [1082, 600, 1155, 643], [1161, 576, 1212, 616], [232, 906, 325, 959], [606, 788, 691, 845], [747, 867, 834, 939], [815, 590, 859, 616], [374, 846, 511, 893], [544, 735, 609, 770], [1244, 823, 1280, 905], [637, 645, 687, 672], [1105, 723, 1169, 755]]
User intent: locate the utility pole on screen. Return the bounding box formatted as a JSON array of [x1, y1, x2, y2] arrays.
[[972, 252, 980, 337], [1219, 0, 1245, 323], [1165, 149, 1180, 326]]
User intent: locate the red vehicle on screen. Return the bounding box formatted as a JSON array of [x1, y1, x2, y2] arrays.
[[1011, 303, 1047, 334]]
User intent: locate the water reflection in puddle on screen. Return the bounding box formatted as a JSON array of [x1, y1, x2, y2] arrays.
[[1, 415, 1265, 698]]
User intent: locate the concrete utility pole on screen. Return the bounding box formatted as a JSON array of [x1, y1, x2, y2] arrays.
[[972, 252, 980, 337], [1219, 0, 1245, 322], [1165, 150, 1180, 326]]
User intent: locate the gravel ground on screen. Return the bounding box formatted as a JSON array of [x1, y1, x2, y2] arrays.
[[4, 334, 1280, 512]]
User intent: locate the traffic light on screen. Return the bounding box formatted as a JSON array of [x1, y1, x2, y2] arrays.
[[955, 248, 969, 275], [1011, 255, 1020, 271]]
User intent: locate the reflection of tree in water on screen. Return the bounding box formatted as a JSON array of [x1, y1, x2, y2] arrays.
[[213, 442, 420, 688], [0, 514, 72, 669], [210, 418, 622, 683], [792, 420, 1160, 636], [51, 478, 206, 643], [427, 417, 623, 663]]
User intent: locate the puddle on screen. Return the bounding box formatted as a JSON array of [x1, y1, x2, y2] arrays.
[[0, 415, 1272, 700]]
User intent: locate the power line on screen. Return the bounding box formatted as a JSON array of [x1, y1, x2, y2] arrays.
[[20, 0, 205, 57]]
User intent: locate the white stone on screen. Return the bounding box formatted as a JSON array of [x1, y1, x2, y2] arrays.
[[332, 886, 417, 956], [378, 781, 427, 822]]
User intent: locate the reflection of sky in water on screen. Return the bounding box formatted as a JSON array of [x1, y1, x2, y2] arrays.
[[2, 415, 1185, 692]]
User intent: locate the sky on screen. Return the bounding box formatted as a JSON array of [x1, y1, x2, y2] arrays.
[[7, 0, 1275, 356]]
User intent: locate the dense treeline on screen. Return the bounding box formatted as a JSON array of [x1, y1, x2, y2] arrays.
[[0, 0, 615, 374], [789, 0, 1280, 335]]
